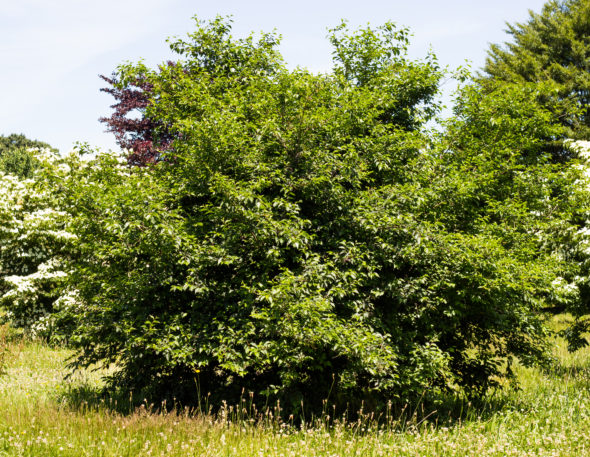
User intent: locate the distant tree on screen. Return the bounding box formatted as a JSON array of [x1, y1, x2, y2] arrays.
[[0, 134, 56, 178], [0, 133, 55, 154], [482, 0, 590, 140]]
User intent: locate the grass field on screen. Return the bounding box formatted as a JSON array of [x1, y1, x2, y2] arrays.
[[0, 316, 590, 456]]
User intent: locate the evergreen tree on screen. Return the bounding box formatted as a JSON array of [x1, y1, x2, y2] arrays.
[[483, 0, 590, 139]]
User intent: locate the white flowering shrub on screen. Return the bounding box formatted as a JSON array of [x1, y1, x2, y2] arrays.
[[0, 148, 76, 339], [545, 140, 590, 350]]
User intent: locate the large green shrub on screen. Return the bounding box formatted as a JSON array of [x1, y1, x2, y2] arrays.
[[62, 18, 578, 412]]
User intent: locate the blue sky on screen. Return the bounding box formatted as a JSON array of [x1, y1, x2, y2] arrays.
[[1, 0, 548, 153]]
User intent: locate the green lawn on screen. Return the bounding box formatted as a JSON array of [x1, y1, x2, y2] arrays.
[[0, 316, 589, 456]]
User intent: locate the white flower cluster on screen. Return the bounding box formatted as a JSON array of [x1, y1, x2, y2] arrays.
[[566, 140, 590, 188], [2, 260, 68, 332], [0, 147, 131, 337], [551, 140, 590, 304], [0, 151, 76, 337], [569, 140, 590, 249], [565, 139, 590, 160], [577, 225, 590, 257], [550, 276, 580, 305]]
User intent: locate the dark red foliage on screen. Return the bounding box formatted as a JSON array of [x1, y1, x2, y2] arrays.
[[99, 73, 173, 166]]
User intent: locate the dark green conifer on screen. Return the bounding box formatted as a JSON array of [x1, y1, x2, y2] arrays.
[[483, 0, 590, 139]]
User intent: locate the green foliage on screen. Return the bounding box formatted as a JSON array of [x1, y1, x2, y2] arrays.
[[399, 80, 578, 385], [482, 0, 590, 139], [61, 17, 580, 412], [0, 148, 37, 179], [67, 17, 442, 408], [546, 139, 590, 351], [0, 134, 55, 153], [0, 134, 57, 178]]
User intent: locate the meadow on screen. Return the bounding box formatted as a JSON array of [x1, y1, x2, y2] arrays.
[[0, 316, 589, 457]]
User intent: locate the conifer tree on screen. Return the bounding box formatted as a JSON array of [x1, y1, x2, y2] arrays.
[[483, 0, 590, 139]]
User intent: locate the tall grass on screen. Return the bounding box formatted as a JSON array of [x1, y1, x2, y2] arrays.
[[0, 316, 589, 456], [0, 325, 8, 376]]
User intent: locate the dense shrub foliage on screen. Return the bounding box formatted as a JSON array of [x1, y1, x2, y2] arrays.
[[548, 139, 590, 350], [2, 10, 589, 414], [38, 17, 580, 413]]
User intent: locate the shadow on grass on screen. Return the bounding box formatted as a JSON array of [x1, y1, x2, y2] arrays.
[[54, 354, 590, 428], [542, 361, 590, 386], [395, 389, 527, 428], [54, 377, 534, 432], [55, 382, 168, 416]]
